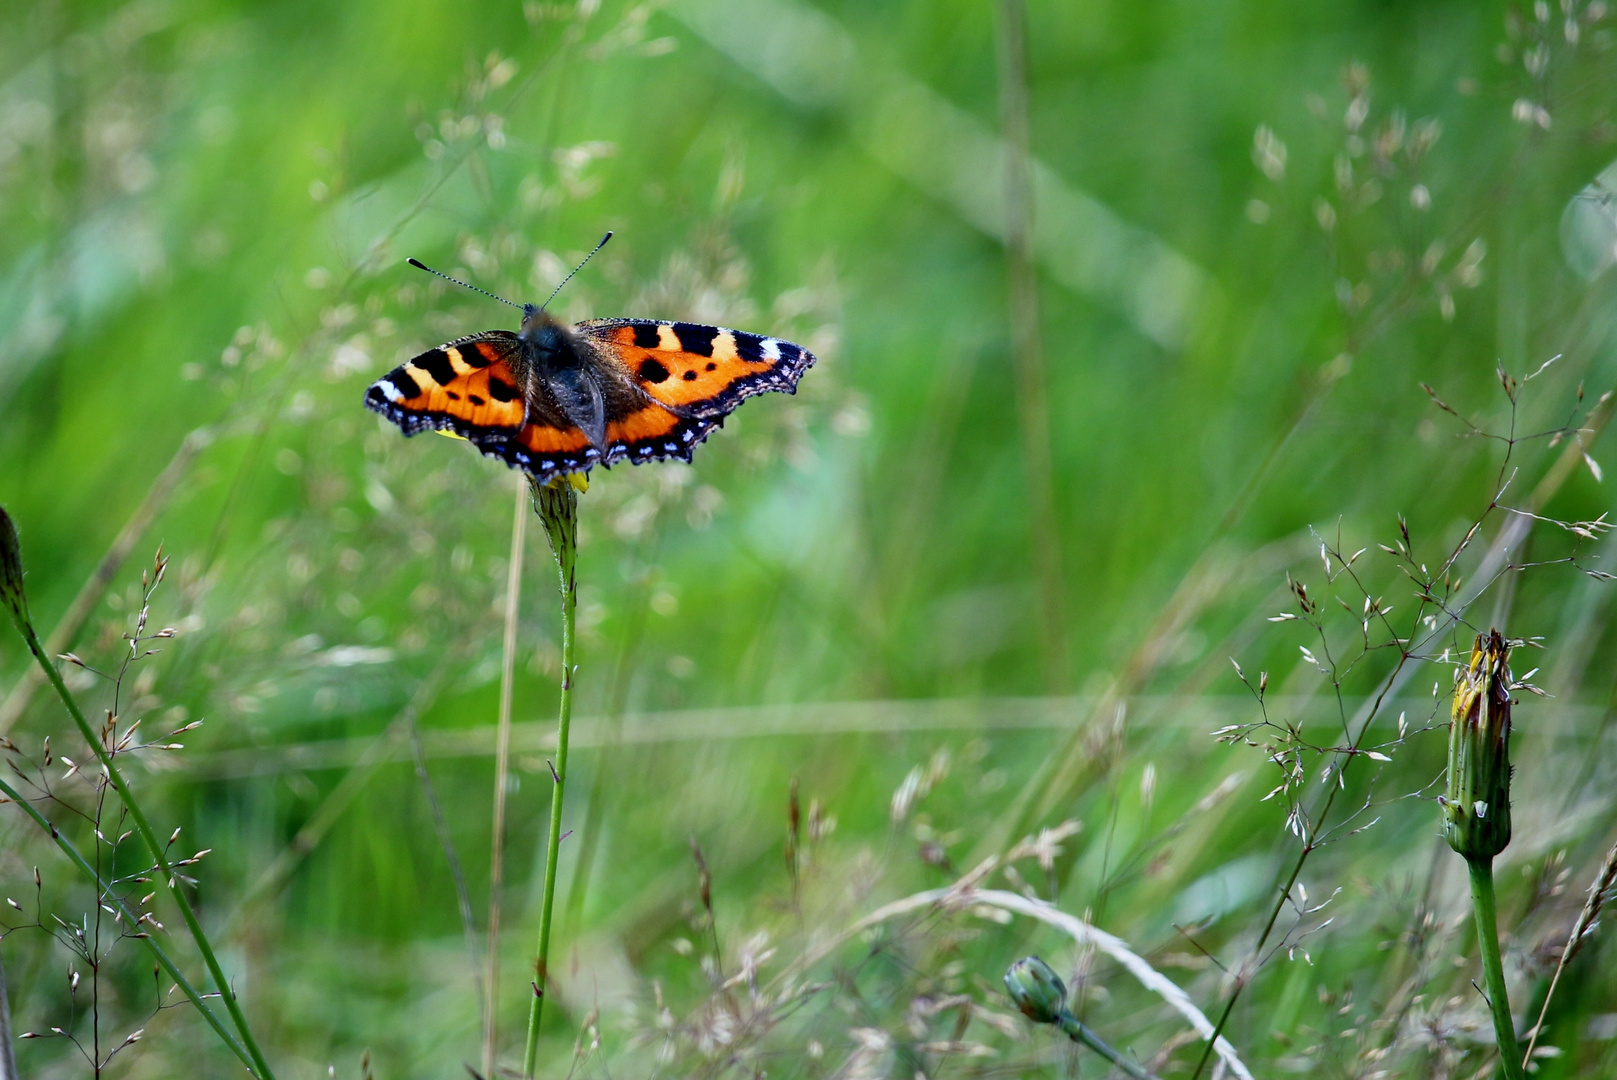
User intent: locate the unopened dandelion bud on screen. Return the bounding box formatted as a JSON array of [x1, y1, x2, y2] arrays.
[[1003, 956, 1068, 1025], [0, 505, 28, 623], [1444, 629, 1513, 861]]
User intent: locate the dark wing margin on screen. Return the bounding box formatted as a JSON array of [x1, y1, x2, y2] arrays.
[[483, 405, 725, 482]]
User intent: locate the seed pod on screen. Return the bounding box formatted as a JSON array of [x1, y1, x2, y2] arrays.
[[1003, 956, 1068, 1025], [1443, 630, 1513, 860]]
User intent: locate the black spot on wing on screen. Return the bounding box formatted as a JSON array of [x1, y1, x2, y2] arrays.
[[632, 323, 662, 349], [673, 323, 719, 357], [468, 394, 485, 406], [658, 332, 817, 418], [682, 370, 697, 381], [566, 319, 818, 419], [639, 358, 671, 383], [390, 369, 422, 399], [416, 349, 457, 387], [463, 341, 495, 368], [488, 377, 518, 402]]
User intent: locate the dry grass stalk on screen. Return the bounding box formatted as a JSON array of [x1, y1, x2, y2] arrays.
[[1523, 836, 1617, 1063], [781, 883, 1255, 1080], [485, 474, 530, 1075]]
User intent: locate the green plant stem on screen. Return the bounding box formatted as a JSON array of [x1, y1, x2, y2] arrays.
[[1055, 1010, 1161, 1080], [0, 773, 253, 1072], [10, 613, 275, 1079], [1468, 856, 1525, 1080], [522, 479, 580, 1078]]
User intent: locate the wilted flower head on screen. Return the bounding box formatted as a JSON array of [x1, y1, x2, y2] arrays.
[[1003, 956, 1068, 1025], [1443, 629, 1513, 861], [0, 505, 28, 623]]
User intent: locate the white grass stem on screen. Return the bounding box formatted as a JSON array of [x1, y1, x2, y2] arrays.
[[796, 885, 1254, 1080], [485, 475, 529, 1076]]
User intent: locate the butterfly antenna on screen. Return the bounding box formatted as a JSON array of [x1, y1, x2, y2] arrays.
[[538, 231, 613, 313], [406, 258, 523, 309]]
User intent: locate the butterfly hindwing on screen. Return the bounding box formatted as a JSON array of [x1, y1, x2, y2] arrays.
[[490, 405, 722, 477], [364, 332, 526, 443], [575, 319, 816, 419]]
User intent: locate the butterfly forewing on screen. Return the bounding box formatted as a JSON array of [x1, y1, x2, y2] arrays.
[[364, 333, 526, 443], [576, 319, 816, 419]]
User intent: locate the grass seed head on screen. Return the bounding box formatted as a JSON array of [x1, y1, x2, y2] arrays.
[[1443, 629, 1513, 860]]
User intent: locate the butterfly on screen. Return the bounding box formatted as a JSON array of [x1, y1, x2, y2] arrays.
[[363, 235, 815, 484]]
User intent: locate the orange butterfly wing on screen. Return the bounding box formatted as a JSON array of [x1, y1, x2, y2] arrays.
[[574, 319, 816, 419], [490, 405, 721, 477], [367, 319, 810, 482], [364, 333, 526, 443]]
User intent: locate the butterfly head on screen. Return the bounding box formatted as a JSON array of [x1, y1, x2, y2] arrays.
[[520, 303, 557, 337], [520, 305, 577, 365]]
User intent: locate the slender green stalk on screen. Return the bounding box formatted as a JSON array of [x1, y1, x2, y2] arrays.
[[1442, 632, 1522, 1080], [1055, 1011, 1161, 1080], [1468, 857, 1525, 1080], [7, 611, 275, 1079], [0, 773, 253, 1072], [1005, 956, 1161, 1080], [522, 476, 581, 1078]]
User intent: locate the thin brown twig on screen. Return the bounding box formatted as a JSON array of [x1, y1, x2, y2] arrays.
[[1523, 836, 1617, 1064]]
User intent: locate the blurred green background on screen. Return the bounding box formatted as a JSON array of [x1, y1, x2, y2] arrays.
[[3, 0, 1617, 1076]]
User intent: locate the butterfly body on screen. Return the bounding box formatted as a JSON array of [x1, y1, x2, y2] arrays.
[[365, 304, 815, 483]]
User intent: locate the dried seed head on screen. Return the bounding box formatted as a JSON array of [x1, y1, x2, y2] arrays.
[[1003, 956, 1067, 1025], [1444, 629, 1513, 861], [0, 506, 28, 623], [785, 778, 801, 878], [689, 837, 712, 913]]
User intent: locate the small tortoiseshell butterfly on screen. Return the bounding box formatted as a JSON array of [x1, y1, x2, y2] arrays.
[[364, 233, 815, 483]]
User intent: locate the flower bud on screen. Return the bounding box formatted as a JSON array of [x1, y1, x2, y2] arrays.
[[0, 505, 28, 623], [1443, 630, 1512, 861], [1003, 956, 1068, 1024]]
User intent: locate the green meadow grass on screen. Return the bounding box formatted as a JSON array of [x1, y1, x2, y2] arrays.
[[2, 0, 1616, 1076]]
